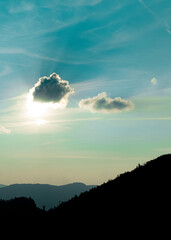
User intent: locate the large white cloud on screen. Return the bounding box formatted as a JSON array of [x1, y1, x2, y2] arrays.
[[30, 73, 74, 106], [79, 92, 134, 113]]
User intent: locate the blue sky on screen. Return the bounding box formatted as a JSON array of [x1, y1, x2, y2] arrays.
[[0, 0, 171, 185]]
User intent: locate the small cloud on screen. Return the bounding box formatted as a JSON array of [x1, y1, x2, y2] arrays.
[[151, 77, 157, 85], [30, 73, 74, 108], [8, 2, 35, 13], [79, 92, 134, 113], [0, 126, 11, 134], [167, 29, 171, 34]]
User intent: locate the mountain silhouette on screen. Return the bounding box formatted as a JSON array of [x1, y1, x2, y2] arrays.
[[0, 197, 44, 216], [0, 154, 170, 219], [48, 154, 171, 221], [0, 182, 95, 210]]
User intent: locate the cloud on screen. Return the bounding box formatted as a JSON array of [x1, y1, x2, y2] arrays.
[[0, 126, 11, 134], [30, 73, 74, 107], [151, 77, 157, 85], [8, 2, 35, 13], [0, 47, 86, 65], [138, 0, 171, 36], [56, 0, 102, 7], [79, 92, 134, 113], [0, 66, 11, 77]]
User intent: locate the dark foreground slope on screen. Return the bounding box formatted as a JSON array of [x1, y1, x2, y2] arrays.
[[0, 154, 170, 218], [0, 197, 45, 216], [48, 154, 171, 220]]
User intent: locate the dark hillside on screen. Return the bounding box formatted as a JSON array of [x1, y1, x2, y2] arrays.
[[48, 154, 171, 220], [0, 197, 45, 216]]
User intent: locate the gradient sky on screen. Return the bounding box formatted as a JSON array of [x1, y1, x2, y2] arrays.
[[0, 0, 171, 185]]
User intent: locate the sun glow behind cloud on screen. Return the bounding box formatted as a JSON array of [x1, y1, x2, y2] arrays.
[[26, 73, 74, 125], [27, 89, 68, 125], [36, 118, 46, 126]]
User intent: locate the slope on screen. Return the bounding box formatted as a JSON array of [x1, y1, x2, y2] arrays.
[[48, 154, 171, 220]]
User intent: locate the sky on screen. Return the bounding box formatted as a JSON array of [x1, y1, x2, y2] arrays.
[[0, 0, 171, 185]]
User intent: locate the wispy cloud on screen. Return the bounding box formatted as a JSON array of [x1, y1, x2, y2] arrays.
[[49, 117, 102, 123], [26, 51, 88, 65], [87, 28, 134, 52], [138, 0, 171, 35], [72, 78, 110, 93], [72, 78, 129, 99], [108, 117, 171, 121], [8, 2, 35, 13], [0, 48, 25, 55], [47, 0, 103, 7], [0, 125, 11, 134], [0, 66, 11, 77], [138, 0, 155, 16], [0, 47, 87, 65]]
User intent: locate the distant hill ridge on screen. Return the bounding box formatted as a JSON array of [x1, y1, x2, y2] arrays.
[[0, 182, 95, 210]]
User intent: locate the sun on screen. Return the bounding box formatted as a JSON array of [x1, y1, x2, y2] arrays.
[[36, 118, 46, 126], [27, 93, 47, 119], [26, 90, 49, 126], [26, 88, 66, 125]]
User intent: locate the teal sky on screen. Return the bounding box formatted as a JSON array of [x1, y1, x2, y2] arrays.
[[0, 0, 171, 185]]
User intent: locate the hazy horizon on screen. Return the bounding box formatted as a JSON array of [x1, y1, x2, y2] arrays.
[[0, 0, 171, 185]]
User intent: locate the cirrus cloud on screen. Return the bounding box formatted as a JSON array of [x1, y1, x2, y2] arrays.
[[0, 125, 11, 134], [30, 73, 74, 107], [79, 92, 134, 113]]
